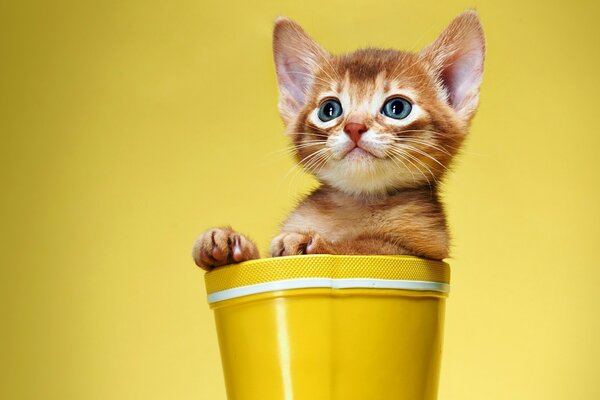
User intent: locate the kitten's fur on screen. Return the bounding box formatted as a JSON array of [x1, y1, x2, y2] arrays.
[[193, 11, 485, 270]]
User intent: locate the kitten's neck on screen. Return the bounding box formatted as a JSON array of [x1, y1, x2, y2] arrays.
[[319, 183, 440, 204]]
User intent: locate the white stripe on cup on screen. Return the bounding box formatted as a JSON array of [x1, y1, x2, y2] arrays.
[[207, 278, 449, 304]]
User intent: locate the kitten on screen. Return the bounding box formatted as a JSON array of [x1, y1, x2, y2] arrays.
[[193, 11, 485, 270]]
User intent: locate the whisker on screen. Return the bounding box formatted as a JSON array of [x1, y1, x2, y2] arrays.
[[393, 128, 468, 152], [393, 137, 452, 156], [395, 143, 447, 170], [282, 148, 328, 193], [286, 149, 330, 195], [395, 130, 461, 149], [308, 125, 338, 135], [402, 150, 438, 185], [285, 164, 305, 197], [297, 148, 329, 167], [294, 141, 327, 146], [264, 142, 326, 162], [386, 150, 417, 184], [261, 146, 301, 163], [388, 147, 435, 191], [396, 129, 450, 137], [293, 143, 327, 151], [267, 141, 326, 155], [314, 152, 332, 176], [305, 150, 330, 173], [287, 132, 330, 138]]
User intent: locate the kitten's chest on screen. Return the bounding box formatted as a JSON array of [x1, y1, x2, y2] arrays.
[[284, 201, 389, 242]]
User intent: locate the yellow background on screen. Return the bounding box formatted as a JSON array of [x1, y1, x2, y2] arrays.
[[1, 0, 599, 398]]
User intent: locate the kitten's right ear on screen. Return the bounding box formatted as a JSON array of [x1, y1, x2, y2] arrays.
[[273, 17, 330, 124], [420, 11, 485, 124]]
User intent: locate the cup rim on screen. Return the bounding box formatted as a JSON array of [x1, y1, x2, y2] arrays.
[[204, 255, 450, 304]]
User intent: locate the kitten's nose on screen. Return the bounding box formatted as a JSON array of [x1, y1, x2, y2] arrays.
[[344, 123, 368, 144]]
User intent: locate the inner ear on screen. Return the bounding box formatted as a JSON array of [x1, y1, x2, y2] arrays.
[[420, 11, 485, 121], [273, 17, 331, 122], [439, 33, 484, 111]]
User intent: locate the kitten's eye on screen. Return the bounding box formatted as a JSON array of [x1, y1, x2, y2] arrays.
[[382, 97, 412, 120], [318, 99, 343, 122]]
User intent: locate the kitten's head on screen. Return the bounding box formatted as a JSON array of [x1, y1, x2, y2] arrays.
[[273, 11, 485, 195]]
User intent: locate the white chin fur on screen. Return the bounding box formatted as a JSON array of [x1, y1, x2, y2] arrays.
[[316, 157, 419, 195]]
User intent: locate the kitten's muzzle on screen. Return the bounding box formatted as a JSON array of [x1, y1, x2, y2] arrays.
[[344, 123, 368, 144]]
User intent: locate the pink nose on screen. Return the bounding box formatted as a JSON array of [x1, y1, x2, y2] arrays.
[[344, 123, 368, 143]]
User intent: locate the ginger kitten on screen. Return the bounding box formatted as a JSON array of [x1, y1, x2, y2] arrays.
[[193, 11, 485, 270]]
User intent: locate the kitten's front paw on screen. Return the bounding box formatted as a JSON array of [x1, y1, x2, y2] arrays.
[[270, 232, 331, 257], [192, 227, 260, 271]]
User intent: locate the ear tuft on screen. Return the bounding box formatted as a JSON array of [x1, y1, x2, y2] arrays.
[[273, 17, 330, 124], [421, 11, 486, 122]]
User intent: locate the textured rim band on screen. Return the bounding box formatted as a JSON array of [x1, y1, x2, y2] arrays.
[[207, 277, 450, 303], [204, 255, 450, 303]]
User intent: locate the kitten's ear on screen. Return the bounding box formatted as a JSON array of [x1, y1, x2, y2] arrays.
[[273, 17, 330, 124], [420, 11, 485, 123]]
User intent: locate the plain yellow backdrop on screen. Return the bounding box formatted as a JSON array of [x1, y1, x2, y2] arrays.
[[1, 0, 599, 398]]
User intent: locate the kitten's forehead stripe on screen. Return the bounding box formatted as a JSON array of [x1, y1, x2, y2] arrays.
[[312, 49, 431, 106], [336, 50, 416, 81], [382, 75, 391, 94]]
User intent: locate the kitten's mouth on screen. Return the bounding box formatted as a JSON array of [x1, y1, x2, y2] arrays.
[[343, 145, 378, 160]]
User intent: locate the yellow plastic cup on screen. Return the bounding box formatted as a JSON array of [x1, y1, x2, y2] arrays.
[[204, 255, 450, 400]]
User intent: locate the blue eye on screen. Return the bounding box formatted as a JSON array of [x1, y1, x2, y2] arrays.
[[318, 99, 343, 122], [382, 97, 412, 119]]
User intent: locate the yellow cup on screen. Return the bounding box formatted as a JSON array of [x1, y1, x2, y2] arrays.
[[204, 255, 450, 400]]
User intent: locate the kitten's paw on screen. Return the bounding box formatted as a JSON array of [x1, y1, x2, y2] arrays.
[[192, 227, 260, 271], [270, 232, 330, 257]]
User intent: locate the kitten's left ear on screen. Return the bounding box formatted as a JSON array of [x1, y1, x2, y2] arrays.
[[273, 17, 331, 124], [420, 11, 486, 123]]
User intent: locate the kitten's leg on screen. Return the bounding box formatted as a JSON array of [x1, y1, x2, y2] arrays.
[[270, 231, 333, 256], [270, 232, 444, 259], [192, 227, 259, 271]]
